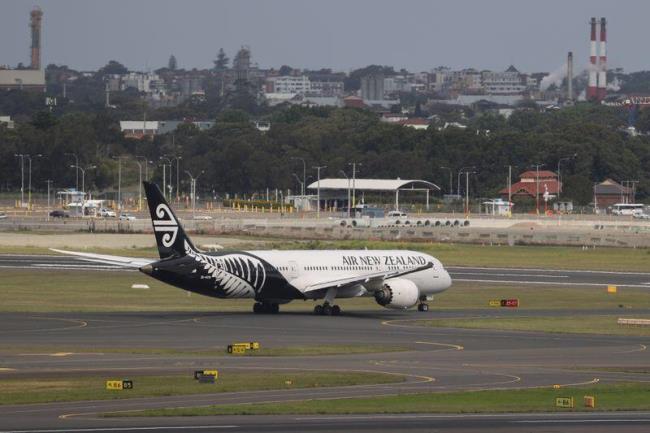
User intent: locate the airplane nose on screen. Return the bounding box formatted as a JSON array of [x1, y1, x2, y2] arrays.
[[440, 269, 452, 290], [140, 264, 153, 275]]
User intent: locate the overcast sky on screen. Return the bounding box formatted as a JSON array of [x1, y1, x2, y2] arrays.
[[2, 0, 648, 73]]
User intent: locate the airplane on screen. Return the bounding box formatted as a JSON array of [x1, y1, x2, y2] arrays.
[[54, 182, 452, 315]]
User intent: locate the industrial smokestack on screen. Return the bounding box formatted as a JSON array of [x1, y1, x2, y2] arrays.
[[598, 17, 607, 100], [30, 7, 43, 70], [567, 52, 574, 101], [587, 17, 598, 101]]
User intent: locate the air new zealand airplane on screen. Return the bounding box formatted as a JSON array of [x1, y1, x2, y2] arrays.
[[55, 182, 452, 315]]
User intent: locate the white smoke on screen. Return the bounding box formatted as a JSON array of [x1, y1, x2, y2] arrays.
[[540, 63, 568, 91]]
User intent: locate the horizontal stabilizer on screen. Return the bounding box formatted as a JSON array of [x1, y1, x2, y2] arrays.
[[50, 249, 155, 269]]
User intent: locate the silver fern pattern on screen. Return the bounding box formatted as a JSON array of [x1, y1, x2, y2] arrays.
[[185, 241, 267, 298]]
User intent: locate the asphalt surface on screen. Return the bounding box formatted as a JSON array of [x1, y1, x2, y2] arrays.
[[0, 310, 649, 432], [3, 254, 650, 287], [1, 254, 650, 432]]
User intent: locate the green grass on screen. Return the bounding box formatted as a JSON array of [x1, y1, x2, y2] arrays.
[[0, 371, 402, 405], [0, 245, 158, 257], [270, 240, 650, 272], [415, 315, 650, 336], [112, 383, 650, 416], [0, 344, 409, 357], [2, 269, 649, 313]]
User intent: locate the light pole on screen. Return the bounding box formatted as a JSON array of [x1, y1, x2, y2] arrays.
[[556, 153, 577, 201], [65, 152, 79, 191], [439, 166, 453, 195], [531, 163, 545, 215], [160, 157, 172, 200], [136, 156, 150, 181], [457, 166, 475, 200], [14, 154, 25, 206], [134, 160, 143, 211], [459, 169, 477, 215], [112, 156, 127, 212], [185, 170, 204, 219], [348, 162, 361, 209], [292, 173, 304, 197], [313, 165, 327, 219], [339, 170, 351, 218], [173, 156, 182, 202], [70, 164, 96, 199], [26, 154, 42, 207], [291, 157, 306, 196], [45, 180, 52, 221]]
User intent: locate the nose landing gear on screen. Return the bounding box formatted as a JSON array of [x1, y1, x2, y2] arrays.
[[417, 303, 429, 312]]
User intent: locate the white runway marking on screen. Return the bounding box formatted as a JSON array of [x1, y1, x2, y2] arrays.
[[455, 278, 650, 288], [452, 272, 568, 278]]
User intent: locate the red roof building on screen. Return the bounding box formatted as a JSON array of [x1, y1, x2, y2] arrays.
[[499, 170, 561, 200]]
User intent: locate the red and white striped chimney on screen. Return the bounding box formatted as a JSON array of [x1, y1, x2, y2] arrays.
[[587, 17, 598, 100], [598, 17, 607, 100]]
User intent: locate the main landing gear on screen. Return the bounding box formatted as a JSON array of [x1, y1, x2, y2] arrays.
[[253, 302, 279, 314], [417, 295, 431, 312], [314, 303, 341, 316]]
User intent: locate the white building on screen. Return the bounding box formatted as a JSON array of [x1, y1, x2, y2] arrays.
[[0, 116, 15, 128], [482, 66, 526, 95], [266, 75, 311, 94]]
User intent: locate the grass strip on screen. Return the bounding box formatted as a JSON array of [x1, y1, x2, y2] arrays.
[[116, 383, 650, 416], [0, 371, 402, 406]]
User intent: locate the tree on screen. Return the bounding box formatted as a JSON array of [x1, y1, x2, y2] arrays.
[[278, 65, 293, 76], [168, 55, 177, 71], [96, 60, 128, 76], [214, 48, 229, 71]]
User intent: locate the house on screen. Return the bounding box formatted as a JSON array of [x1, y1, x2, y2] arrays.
[[500, 170, 561, 201], [593, 179, 634, 208]]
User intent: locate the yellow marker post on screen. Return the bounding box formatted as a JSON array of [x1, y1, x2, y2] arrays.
[[607, 285, 617, 294]]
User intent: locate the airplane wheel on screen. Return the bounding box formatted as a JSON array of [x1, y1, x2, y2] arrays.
[[253, 302, 262, 314], [314, 305, 323, 315], [418, 303, 429, 312], [271, 303, 280, 314], [322, 304, 332, 316], [331, 305, 341, 316]]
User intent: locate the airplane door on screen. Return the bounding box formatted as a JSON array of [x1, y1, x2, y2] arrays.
[[288, 261, 299, 279]]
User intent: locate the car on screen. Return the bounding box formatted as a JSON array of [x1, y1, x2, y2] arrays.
[[0, 211, 6, 219], [49, 210, 69, 218], [119, 213, 136, 221], [387, 211, 408, 218], [193, 215, 213, 220], [99, 208, 116, 217], [633, 213, 650, 220]]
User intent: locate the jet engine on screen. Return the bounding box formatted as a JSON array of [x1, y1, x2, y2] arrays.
[[374, 278, 420, 309]]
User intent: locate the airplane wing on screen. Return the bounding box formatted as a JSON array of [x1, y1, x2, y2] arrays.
[[300, 262, 433, 293], [50, 249, 156, 269]]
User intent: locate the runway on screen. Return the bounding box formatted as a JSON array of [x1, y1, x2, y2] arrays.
[[3, 254, 650, 287], [0, 311, 649, 432]]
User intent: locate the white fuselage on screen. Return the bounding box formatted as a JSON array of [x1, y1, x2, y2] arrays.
[[248, 249, 452, 299]]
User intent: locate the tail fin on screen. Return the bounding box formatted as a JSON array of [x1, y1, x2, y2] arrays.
[[143, 181, 197, 259]]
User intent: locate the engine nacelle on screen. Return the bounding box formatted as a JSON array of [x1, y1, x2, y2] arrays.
[[374, 278, 420, 310]]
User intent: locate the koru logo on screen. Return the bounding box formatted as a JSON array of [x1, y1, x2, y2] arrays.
[[152, 204, 178, 248]]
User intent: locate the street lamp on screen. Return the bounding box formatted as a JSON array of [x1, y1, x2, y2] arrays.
[[136, 156, 150, 181], [112, 156, 127, 212], [530, 163, 545, 215], [14, 154, 25, 206], [459, 169, 477, 215], [26, 154, 42, 207], [70, 164, 96, 197], [313, 165, 327, 219], [160, 156, 172, 200], [439, 166, 453, 195], [291, 173, 304, 196], [65, 152, 79, 191], [339, 170, 351, 218], [185, 170, 204, 219], [457, 166, 475, 198], [172, 156, 182, 202], [290, 157, 307, 196], [348, 162, 361, 209], [557, 153, 577, 200]]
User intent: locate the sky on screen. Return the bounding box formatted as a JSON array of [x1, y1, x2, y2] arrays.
[[1, 0, 649, 74]]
